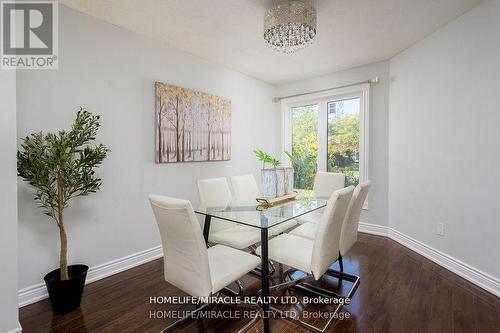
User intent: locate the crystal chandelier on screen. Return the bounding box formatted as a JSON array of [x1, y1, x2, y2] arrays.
[[264, 1, 317, 54]]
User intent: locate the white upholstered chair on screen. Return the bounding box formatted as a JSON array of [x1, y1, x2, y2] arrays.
[[288, 181, 370, 303], [255, 186, 354, 332], [230, 174, 260, 200], [149, 195, 261, 332], [339, 181, 371, 259], [313, 172, 346, 197], [256, 186, 353, 280], [230, 174, 298, 236], [290, 181, 371, 249], [197, 177, 261, 249], [296, 172, 346, 225]]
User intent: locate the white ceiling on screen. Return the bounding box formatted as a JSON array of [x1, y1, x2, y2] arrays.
[[60, 0, 482, 85]]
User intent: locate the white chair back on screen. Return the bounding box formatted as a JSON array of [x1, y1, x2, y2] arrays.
[[311, 186, 354, 279], [197, 177, 233, 232], [149, 195, 212, 297], [312, 172, 346, 197], [340, 181, 371, 256], [230, 174, 260, 201], [197, 177, 232, 207]]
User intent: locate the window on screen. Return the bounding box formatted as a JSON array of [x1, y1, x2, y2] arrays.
[[327, 98, 360, 186], [281, 84, 369, 195], [291, 104, 318, 189]]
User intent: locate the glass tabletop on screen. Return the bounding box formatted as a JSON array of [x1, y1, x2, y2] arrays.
[[195, 191, 328, 229]]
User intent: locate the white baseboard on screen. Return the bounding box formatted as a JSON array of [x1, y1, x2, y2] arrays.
[[18, 245, 163, 307], [358, 222, 500, 297], [358, 221, 389, 236], [18, 223, 500, 307], [4, 324, 22, 333]]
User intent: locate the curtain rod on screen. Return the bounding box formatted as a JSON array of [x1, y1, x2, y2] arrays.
[[272, 77, 379, 103]]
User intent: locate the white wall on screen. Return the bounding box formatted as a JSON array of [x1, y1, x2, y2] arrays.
[[17, 6, 279, 291], [389, 0, 500, 279], [0, 70, 20, 331], [276, 61, 390, 227], [16, 0, 500, 304]]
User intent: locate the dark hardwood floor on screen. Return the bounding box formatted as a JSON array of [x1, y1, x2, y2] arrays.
[[19, 233, 500, 332]]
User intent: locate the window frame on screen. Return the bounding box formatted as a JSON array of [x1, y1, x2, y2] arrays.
[[280, 84, 370, 208]]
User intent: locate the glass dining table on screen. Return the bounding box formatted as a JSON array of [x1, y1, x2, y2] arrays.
[[195, 192, 328, 333]]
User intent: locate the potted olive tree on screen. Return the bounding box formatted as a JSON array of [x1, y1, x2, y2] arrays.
[[17, 108, 109, 314]]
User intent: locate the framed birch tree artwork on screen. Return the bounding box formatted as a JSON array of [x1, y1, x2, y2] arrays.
[[155, 82, 231, 163]]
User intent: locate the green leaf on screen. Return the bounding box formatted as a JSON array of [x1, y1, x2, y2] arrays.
[[17, 108, 110, 222]]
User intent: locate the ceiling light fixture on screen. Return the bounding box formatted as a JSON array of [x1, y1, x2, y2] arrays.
[[264, 1, 317, 54]]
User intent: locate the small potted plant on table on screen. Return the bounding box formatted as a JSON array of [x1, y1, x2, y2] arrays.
[[17, 108, 109, 314], [254, 150, 294, 198]]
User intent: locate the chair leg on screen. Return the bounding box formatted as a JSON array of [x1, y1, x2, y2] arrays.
[[255, 270, 311, 298], [299, 254, 346, 298], [269, 303, 343, 333], [234, 310, 260, 333], [269, 260, 276, 275], [283, 267, 344, 299], [222, 280, 243, 296], [250, 244, 278, 276], [162, 300, 261, 333], [250, 260, 276, 277], [265, 270, 346, 333], [283, 263, 360, 302], [161, 303, 212, 333], [269, 272, 312, 292], [322, 269, 360, 299], [296, 269, 360, 300], [219, 302, 263, 333]]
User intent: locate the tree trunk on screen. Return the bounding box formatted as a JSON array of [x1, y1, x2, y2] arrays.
[[59, 222, 69, 281], [175, 96, 181, 162], [207, 131, 211, 161], [158, 114, 163, 163], [157, 98, 164, 163], [188, 131, 192, 158], [220, 131, 224, 160], [181, 124, 185, 162], [57, 173, 69, 281], [166, 130, 170, 162]]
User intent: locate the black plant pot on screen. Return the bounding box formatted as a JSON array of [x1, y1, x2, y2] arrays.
[[44, 264, 88, 315]]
